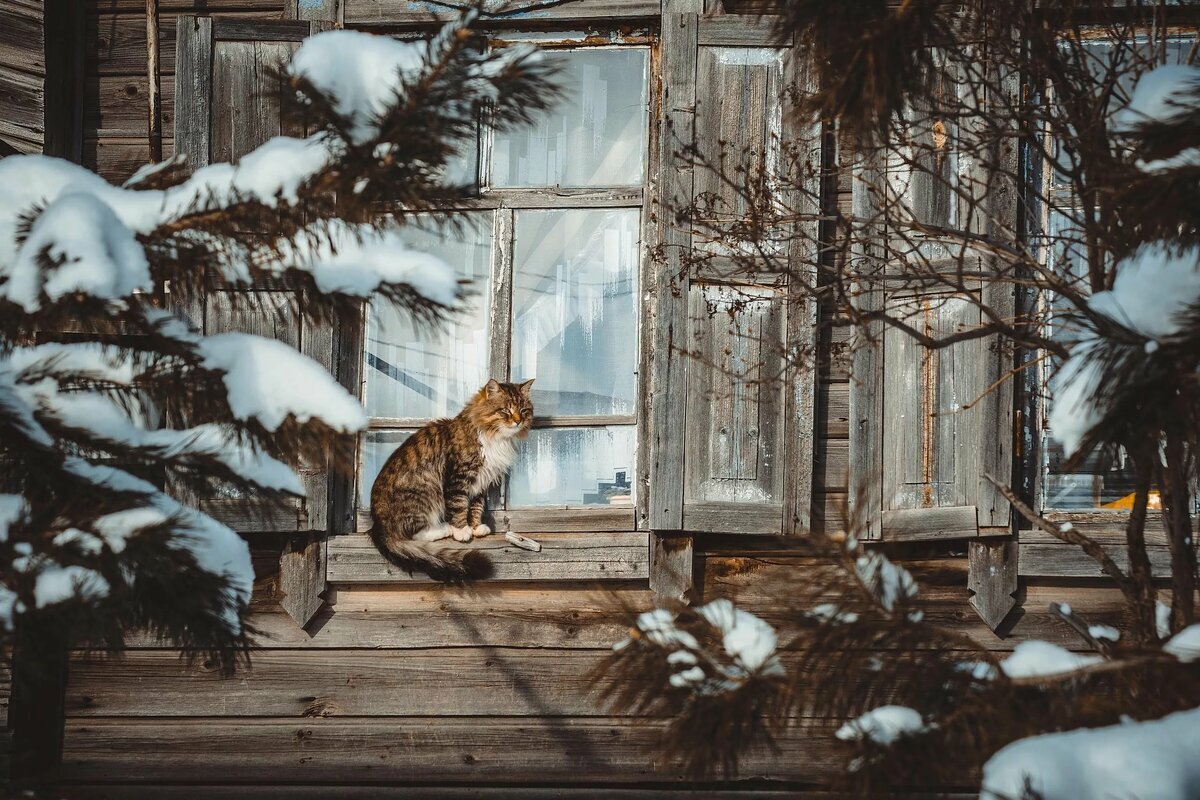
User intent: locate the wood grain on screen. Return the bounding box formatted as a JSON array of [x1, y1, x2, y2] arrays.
[[344, 0, 660, 25], [60, 717, 845, 783], [327, 533, 650, 583]]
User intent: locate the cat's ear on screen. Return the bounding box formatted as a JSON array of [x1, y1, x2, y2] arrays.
[[518, 378, 535, 396], [484, 379, 501, 397]]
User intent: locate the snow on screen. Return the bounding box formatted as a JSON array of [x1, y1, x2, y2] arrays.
[[1049, 244, 1200, 457], [92, 507, 170, 553], [1163, 624, 1200, 663], [836, 705, 929, 745], [998, 640, 1103, 679], [1087, 243, 1200, 340], [285, 225, 459, 306], [697, 598, 780, 672], [34, 564, 110, 608], [807, 603, 860, 624], [1088, 624, 1120, 642], [6, 191, 151, 312], [634, 608, 700, 651], [161, 135, 334, 217], [955, 661, 999, 681], [1158, 601, 1173, 639], [0, 494, 26, 542], [1114, 64, 1200, 132], [854, 551, 918, 611], [198, 332, 368, 433], [981, 706, 1200, 800], [288, 31, 425, 145], [1139, 146, 1200, 173]]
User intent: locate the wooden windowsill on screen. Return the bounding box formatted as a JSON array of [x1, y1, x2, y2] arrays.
[[327, 531, 649, 584]]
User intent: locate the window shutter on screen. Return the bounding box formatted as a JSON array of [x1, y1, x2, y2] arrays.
[[175, 17, 332, 626], [848, 50, 1018, 630], [649, 13, 819, 536]]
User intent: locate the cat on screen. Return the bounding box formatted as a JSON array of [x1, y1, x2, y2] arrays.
[[368, 378, 534, 582]]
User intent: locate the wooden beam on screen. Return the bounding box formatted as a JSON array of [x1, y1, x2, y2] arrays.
[[880, 505, 981, 541], [344, 0, 661, 25], [43, 0, 85, 161], [327, 532, 650, 583], [650, 533, 693, 604], [968, 536, 1018, 632], [278, 533, 326, 628]]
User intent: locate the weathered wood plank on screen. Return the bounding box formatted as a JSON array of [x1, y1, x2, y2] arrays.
[[819, 382, 849, 439], [126, 586, 645, 649], [327, 533, 650, 583], [279, 534, 326, 627], [93, 0, 284, 11], [88, 73, 177, 138], [496, 507, 636, 533], [344, 0, 661, 25], [67, 648, 619, 717], [880, 505, 979, 541], [648, 11, 697, 531], [681, 502, 784, 534], [60, 717, 846, 783], [1019, 543, 1172, 579], [696, 14, 789, 47], [51, 789, 980, 800], [650, 533, 693, 603], [969, 536, 1018, 631], [0, 5, 45, 75]]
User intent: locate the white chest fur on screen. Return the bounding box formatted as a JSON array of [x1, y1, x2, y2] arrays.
[[473, 432, 517, 495]]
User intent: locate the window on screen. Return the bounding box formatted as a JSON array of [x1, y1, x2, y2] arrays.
[[359, 37, 650, 531], [1038, 32, 1196, 512]]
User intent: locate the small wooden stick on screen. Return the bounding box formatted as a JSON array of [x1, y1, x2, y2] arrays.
[[505, 531, 541, 552], [1049, 601, 1112, 658]]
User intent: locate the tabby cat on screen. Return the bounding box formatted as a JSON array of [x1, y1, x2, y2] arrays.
[[368, 378, 534, 582]]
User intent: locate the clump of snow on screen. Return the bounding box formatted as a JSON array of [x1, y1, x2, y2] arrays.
[[284, 225, 459, 306], [999, 640, 1102, 679], [1088, 624, 1120, 643], [836, 706, 929, 746], [1114, 65, 1200, 132], [981, 707, 1200, 800], [854, 551, 918, 611], [6, 192, 151, 312], [1139, 147, 1200, 174], [1087, 244, 1200, 340], [1049, 244, 1200, 457], [288, 31, 425, 145], [1163, 624, 1200, 663], [634, 608, 700, 651], [92, 507, 170, 553], [1158, 601, 1172, 639], [697, 598, 781, 673], [955, 660, 998, 681], [0, 494, 27, 541], [198, 332, 368, 433], [34, 564, 110, 608]]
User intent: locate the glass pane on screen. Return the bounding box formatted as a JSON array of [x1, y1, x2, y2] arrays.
[[491, 48, 649, 188], [359, 429, 414, 507], [508, 426, 635, 508], [510, 209, 639, 416], [364, 215, 493, 419]]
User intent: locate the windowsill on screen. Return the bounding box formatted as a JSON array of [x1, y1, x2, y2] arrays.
[[327, 531, 648, 583]]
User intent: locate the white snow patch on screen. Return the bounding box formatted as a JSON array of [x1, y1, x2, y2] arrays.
[[1114, 65, 1200, 132], [198, 332, 368, 433], [1163, 624, 1200, 663], [1088, 624, 1120, 643], [854, 551, 918, 611], [92, 507, 171, 553], [1158, 601, 1173, 639], [7, 191, 151, 311], [981, 706, 1200, 800], [288, 31, 426, 145], [697, 598, 781, 673], [807, 603, 860, 624], [0, 494, 27, 541], [34, 564, 110, 607], [999, 640, 1102, 679], [836, 706, 929, 746]]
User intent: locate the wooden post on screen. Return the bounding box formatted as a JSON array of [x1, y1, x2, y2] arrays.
[[8, 622, 69, 784], [651, 534, 694, 605], [42, 0, 85, 162], [146, 0, 163, 162]]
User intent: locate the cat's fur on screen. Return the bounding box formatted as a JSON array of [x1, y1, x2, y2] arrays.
[[368, 379, 534, 582]]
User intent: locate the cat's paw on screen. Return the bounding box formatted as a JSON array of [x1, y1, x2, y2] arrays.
[[472, 523, 492, 538], [450, 525, 474, 542]]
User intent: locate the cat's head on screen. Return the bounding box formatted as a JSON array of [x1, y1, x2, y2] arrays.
[[468, 378, 534, 438]]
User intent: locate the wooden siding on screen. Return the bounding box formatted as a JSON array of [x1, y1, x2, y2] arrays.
[[0, 1, 45, 154], [56, 2, 1162, 795]]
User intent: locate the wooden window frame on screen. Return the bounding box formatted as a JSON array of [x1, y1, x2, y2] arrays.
[[346, 30, 660, 566]]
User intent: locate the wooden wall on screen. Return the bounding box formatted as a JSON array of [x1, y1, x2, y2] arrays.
[[56, 2, 1146, 796], [0, 0, 45, 155]]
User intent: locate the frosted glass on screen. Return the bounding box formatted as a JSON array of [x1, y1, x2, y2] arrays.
[[508, 426, 636, 507], [510, 209, 639, 416], [491, 48, 649, 187], [359, 430, 413, 507], [364, 215, 493, 419]]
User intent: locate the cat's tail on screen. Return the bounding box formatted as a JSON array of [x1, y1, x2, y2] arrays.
[[369, 527, 493, 583]]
